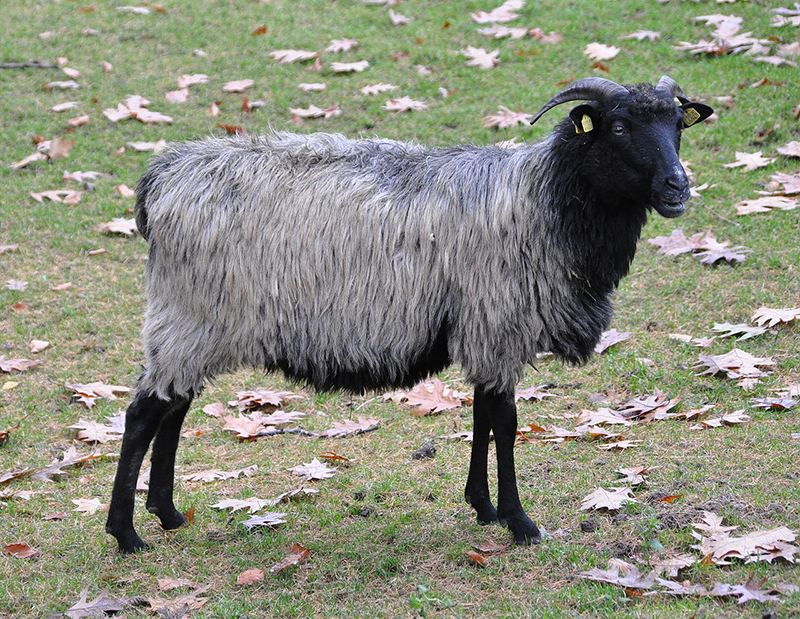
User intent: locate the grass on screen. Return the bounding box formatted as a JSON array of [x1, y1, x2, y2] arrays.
[[1, 0, 799, 617]]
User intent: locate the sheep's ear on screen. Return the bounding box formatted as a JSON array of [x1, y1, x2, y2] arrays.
[[569, 105, 599, 135], [680, 102, 714, 128]]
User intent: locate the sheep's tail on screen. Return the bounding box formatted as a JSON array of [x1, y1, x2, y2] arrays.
[[134, 165, 159, 241]]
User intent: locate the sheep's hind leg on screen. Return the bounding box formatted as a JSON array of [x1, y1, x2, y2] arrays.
[[480, 387, 542, 545], [145, 393, 193, 532], [464, 389, 498, 524], [106, 392, 190, 553]]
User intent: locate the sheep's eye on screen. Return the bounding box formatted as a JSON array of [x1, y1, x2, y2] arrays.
[[611, 122, 627, 136]]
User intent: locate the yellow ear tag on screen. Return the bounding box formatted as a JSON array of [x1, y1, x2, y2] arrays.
[[683, 107, 701, 127], [581, 114, 594, 133]]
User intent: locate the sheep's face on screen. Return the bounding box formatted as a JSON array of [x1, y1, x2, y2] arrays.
[[569, 90, 713, 218]]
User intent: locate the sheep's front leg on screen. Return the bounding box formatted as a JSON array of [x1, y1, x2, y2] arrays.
[[145, 395, 192, 531], [480, 387, 542, 545], [106, 392, 190, 553], [464, 390, 498, 524]]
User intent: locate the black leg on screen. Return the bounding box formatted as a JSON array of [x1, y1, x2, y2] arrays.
[[481, 386, 542, 545], [106, 391, 190, 553], [464, 389, 498, 524], [146, 395, 192, 531]]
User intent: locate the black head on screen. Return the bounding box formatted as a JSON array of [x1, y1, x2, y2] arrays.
[[531, 76, 713, 218]]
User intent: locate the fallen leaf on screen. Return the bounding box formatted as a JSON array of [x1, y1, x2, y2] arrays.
[[269, 49, 318, 64], [29, 340, 49, 353], [97, 218, 137, 236], [360, 83, 398, 95], [482, 106, 532, 129], [778, 141, 800, 157], [465, 550, 487, 567], [288, 458, 336, 481], [67, 114, 90, 127], [298, 82, 327, 91], [230, 389, 302, 411], [461, 46, 500, 69], [325, 38, 358, 53], [584, 43, 620, 61], [43, 80, 80, 90], [692, 410, 751, 429], [68, 418, 123, 444], [177, 73, 208, 88], [236, 568, 265, 585], [6, 280, 27, 291], [734, 196, 798, 215], [52, 101, 79, 112], [622, 30, 661, 41], [330, 60, 370, 72], [319, 417, 379, 437], [65, 381, 131, 409], [388, 9, 410, 25], [9, 152, 47, 169], [724, 151, 775, 172], [594, 328, 631, 353], [127, 139, 168, 152], [44, 138, 73, 163], [528, 28, 563, 44], [580, 561, 656, 590], [649, 554, 697, 577], [597, 439, 641, 451], [4, 543, 39, 558], [211, 497, 274, 513], [269, 543, 310, 574], [575, 408, 632, 427], [145, 585, 211, 616], [694, 348, 774, 388], [0, 356, 40, 373], [165, 88, 189, 104], [750, 396, 796, 410], [751, 306, 800, 327], [581, 486, 637, 511], [477, 24, 528, 39], [712, 322, 768, 341], [64, 170, 103, 184], [473, 540, 509, 554], [615, 466, 651, 486], [31, 446, 112, 481], [181, 465, 258, 483], [241, 512, 287, 529], [222, 79, 254, 92], [471, 0, 522, 24], [515, 384, 556, 402], [117, 6, 151, 14], [392, 378, 466, 415], [202, 402, 226, 418], [289, 104, 342, 119], [157, 577, 198, 591], [72, 497, 106, 514], [764, 171, 800, 195], [30, 190, 83, 205]]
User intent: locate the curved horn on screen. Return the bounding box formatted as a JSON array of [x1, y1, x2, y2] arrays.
[[529, 77, 628, 126], [656, 75, 690, 104]]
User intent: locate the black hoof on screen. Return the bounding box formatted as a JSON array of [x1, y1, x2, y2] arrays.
[[467, 494, 499, 525], [476, 505, 499, 525], [153, 509, 187, 532], [114, 531, 148, 554], [501, 513, 542, 545]]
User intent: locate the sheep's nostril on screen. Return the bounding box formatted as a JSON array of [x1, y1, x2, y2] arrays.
[[665, 174, 688, 192]]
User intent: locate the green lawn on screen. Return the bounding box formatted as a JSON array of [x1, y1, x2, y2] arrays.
[[1, 0, 798, 617]]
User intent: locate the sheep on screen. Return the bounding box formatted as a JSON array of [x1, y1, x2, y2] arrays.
[[106, 76, 713, 553]]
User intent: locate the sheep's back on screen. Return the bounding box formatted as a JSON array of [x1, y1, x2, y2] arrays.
[[137, 134, 462, 398]]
